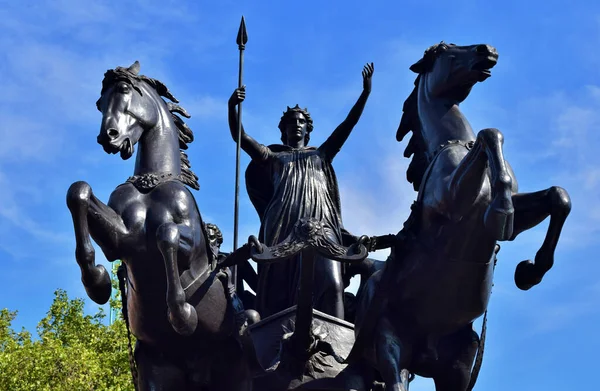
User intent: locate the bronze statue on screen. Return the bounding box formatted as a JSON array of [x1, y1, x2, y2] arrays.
[[227, 63, 375, 320], [66, 62, 253, 391], [66, 17, 574, 390], [347, 42, 572, 391]]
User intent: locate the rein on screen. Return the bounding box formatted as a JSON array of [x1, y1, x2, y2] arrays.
[[466, 244, 499, 391], [117, 263, 139, 391]]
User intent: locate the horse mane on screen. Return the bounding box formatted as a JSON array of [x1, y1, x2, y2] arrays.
[[100, 62, 200, 190], [396, 42, 450, 192], [396, 75, 430, 192]]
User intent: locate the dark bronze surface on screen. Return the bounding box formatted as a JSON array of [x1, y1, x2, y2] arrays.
[[67, 62, 253, 390], [348, 42, 571, 391], [66, 36, 572, 391]]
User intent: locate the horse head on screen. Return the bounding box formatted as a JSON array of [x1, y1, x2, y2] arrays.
[[95, 61, 149, 159], [411, 42, 498, 104], [95, 61, 181, 160]]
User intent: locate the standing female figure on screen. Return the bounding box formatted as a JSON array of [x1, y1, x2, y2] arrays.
[[227, 63, 374, 320]]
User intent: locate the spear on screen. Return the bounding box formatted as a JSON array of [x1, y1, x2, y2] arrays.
[[232, 16, 248, 290]]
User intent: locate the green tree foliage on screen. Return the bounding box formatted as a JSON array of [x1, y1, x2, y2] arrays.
[[0, 264, 134, 391]]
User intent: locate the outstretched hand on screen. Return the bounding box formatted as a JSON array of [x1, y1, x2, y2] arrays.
[[362, 62, 374, 92], [229, 86, 246, 107]]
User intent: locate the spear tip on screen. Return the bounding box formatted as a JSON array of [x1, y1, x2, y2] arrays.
[[236, 15, 248, 47]]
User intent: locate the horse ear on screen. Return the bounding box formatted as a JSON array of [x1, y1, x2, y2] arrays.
[[409, 58, 426, 73], [128, 61, 140, 75]]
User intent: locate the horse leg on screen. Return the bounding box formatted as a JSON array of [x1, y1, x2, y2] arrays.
[[156, 222, 199, 336], [135, 340, 189, 391], [375, 316, 411, 391], [434, 324, 479, 391], [507, 187, 572, 290], [209, 338, 252, 391], [447, 128, 514, 240], [66, 181, 129, 304]]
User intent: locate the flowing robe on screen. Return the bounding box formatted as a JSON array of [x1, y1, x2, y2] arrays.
[[245, 142, 351, 318]]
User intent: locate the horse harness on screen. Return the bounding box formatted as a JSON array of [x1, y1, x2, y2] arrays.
[[126, 172, 188, 192], [417, 139, 476, 197]]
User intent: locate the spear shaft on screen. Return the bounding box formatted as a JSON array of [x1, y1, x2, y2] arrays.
[[232, 16, 248, 290]]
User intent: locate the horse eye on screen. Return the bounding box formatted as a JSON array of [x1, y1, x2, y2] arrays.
[[118, 83, 131, 93]]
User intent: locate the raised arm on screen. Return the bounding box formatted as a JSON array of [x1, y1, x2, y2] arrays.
[[228, 86, 270, 162], [319, 63, 374, 160]]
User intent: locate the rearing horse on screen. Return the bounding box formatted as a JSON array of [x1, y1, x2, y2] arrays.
[[66, 62, 252, 390], [349, 43, 571, 391]]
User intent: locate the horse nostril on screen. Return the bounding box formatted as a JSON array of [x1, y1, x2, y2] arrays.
[[475, 45, 489, 54], [107, 128, 119, 139]]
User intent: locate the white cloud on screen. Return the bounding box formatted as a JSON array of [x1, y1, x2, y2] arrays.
[[0, 114, 64, 162], [338, 150, 415, 257], [184, 95, 228, 121], [0, 2, 233, 269], [531, 87, 600, 246], [519, 279, 600, 335], [0, 173, 71, 248]]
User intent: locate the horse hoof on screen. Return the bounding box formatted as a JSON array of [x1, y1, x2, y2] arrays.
[[514, 260, 542, 290], [82, 265, 112, 304], [484, 205, 514, 241], [168, 303, 198, 336]]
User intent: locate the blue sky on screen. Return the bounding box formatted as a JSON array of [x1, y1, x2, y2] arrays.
[[1, 0, 598, 389]]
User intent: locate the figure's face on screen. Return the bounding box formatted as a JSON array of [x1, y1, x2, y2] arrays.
[[284, 112, 308, 146], [207, 226, 222, 251]]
